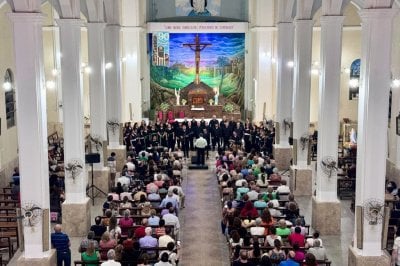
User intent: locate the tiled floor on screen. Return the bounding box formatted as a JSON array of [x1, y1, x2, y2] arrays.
[[8, 152, 353, 265]]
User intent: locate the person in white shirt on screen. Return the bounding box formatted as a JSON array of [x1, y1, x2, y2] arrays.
[[158, 227, 175, 248], [306, 231, 323, 247], [194, 133, 208, 165], [117, 175, 130, 188], [276, 180, 291, 194], [391, 228, 400, 266], [308, 239, 327, 261], [101, 249, 121, 266], [163, 207, 180, 239], [250, 218, 265, 236]]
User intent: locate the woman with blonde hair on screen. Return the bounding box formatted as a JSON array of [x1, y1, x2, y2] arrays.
[[99, 231, 117, 260], [81, 241, 100, 266]]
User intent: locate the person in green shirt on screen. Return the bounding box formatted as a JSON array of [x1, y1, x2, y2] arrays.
[[81, 241, 100, 266], [276, 219, 291, 237]]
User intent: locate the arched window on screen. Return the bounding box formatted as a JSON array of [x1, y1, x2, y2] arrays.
[[3, 69, 16, 128]]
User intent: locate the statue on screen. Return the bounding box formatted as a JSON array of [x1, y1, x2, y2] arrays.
[[188, 0, 211, 16], [214, 87, 219, 105], [350, 128, 357, 144], [175, 88, 181, 106]]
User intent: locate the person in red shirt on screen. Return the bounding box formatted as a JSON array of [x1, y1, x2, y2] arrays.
[[134, 218, 148, 239], [288, 226, 305, 247]]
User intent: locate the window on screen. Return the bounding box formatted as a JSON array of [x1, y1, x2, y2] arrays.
[[4, 69, 16, 128]]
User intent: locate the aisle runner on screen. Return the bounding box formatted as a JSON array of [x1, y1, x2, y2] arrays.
[[180, 154, 230, 266]]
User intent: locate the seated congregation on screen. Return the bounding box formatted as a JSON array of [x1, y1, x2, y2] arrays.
[[215, 149, 332, 266], [75, 150, 185, 266]]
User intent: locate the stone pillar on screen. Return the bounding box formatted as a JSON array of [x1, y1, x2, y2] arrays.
[[105, 24, 126, 172], [349, 8, 398, 264], [88, 22, 107, 165], [311, 16, 345, 235], [88, 22, 110, 193], [8, 12, 55, 264], [57, 19, 90, 236], [252, 28, 274, 122], [121, 27, 143, 122], [105, 24, 123, 147], [292, 19, 313, 168], [273, 22, 294, 170]]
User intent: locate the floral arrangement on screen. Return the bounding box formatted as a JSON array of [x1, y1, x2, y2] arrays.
[[223, 103, 234, 113], [160, 102, 170, 112], [107, 119, 120, 135], [65, 159, 84, 181], [181, 99, 187, 105]]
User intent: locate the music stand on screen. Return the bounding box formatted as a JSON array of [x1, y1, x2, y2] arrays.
[[85, 153, 107, 206]]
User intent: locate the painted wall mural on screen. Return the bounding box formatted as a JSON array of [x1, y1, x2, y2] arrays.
[[149, 32, 245, 112]]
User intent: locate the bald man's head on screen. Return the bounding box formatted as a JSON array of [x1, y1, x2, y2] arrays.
[[54, 224, 62, 232]]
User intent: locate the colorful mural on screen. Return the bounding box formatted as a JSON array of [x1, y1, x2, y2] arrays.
[[149, 32, 245, 110]]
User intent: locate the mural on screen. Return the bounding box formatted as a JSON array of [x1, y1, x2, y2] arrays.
[[149, 32, 245, 112], [175, 0, 221, 16]]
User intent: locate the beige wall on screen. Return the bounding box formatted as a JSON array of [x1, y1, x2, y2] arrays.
[[0, 3, 19, 185]]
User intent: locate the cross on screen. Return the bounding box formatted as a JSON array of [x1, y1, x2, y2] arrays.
[[183, 34, 212, 85]]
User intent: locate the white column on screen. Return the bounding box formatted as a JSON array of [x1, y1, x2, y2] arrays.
[[252, 29, 274, 122], [122, 27, 143, 122], [57, 19, 87, 203], [354, 8, 398, 256], [8, 12, 50, 259], [275, 22, 294, 146], [105, 24, 122, 147], [316, 16, 345, 201], [88, 22, 107, 165], [292, 19, 313, 167]]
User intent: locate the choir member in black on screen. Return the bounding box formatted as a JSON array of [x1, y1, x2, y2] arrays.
[[181, 125, 190, 158], [211, 123, 222, 151], [123, 122, 133, 151], [175, 123, 183, 149], [158, 124, 167, 147], [221, 120, 231, 150], [202, 126, 211, 159], [209, 115, 219, 129], [187, 121, 195, 151], [243, 124, 252, 153], [130, 130, 138, 153], [199, 117, 207, 132], [252, 127, 261, 151], [166, 124, 175, 152], [229, 130, 242, 151], [141, 126, 150, 150], [233, 122, 244, 139]]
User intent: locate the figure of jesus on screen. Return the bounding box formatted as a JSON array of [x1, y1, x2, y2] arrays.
[[214, 87, 219, 105], [175, 88, 181, 106], [188, 0, 211, 16]]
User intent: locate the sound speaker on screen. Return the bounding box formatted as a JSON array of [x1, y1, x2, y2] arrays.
[[85, 153, 100, 164], [16, 208, 24, 251], [382, 206, 390, 249], [191, 156, 198, 164], [275, 122, 280, 144], [288, 137, 293, 146], [42, 208, 50, 251], [292, 139, 297, 166], [356, 205, 363, 249]]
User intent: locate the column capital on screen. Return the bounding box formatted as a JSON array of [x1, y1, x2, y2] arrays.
[[320, 15, 345, 25], [87, 22, 107, 28], [359, 7, 399, 21], [56, 18, 84, 27], [293, 19, 314, 27], [7, 12, 44, 24]]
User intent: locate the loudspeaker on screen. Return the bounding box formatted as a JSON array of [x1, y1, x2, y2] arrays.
[[42, 209, 50, 251], [356, 206, 363, 249], [288, 137, 293, 146], [275, 122, 280, 144], [382, 206, 390, 249], [191, 156, 198, 164], [85, 153, 100, 164], [292, 139, 297, 166]]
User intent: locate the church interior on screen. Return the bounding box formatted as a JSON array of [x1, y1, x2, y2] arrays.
[[0, 0, 399, 265]]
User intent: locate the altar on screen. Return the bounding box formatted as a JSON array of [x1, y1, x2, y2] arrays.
[[171, 104, 241, 120]]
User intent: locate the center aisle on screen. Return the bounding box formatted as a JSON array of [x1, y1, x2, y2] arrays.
[[180, 155, 230, 266]]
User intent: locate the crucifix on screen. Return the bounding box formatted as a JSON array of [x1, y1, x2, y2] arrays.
[[183, 34, 212, 85]]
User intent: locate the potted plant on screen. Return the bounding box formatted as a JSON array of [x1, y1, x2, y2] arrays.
[[223, 103, 234, 113]]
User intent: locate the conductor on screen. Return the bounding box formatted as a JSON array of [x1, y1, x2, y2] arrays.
[[194, 133, 207, 165]]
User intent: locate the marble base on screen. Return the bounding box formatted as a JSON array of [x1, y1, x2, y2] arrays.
[[17, 249, 56, 266], [289, 166, 312, 196], [348, 245, 390, 266], [107, 145, 127, 173], [311, 197, 341, 235], [273, 145, 292, 170], [88, 167, 110, 197], [62, 198, 91, 237]]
